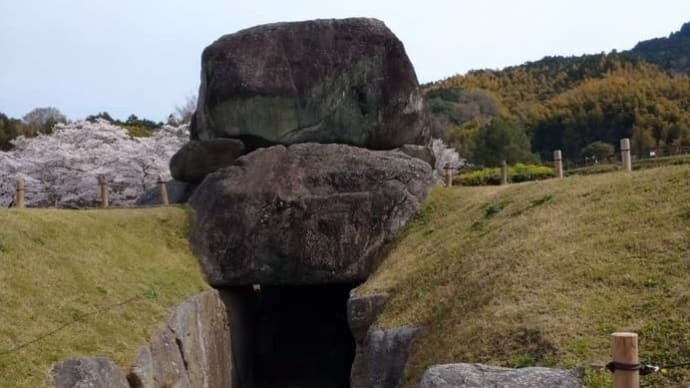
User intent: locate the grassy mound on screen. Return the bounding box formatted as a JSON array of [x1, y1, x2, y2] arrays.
[[358, 166, 690, 387], [0, 208, 207, 387]]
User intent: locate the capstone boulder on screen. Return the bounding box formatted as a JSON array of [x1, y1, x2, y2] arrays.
[[189, 143, 433, 286], [192, 18, 428, 149]]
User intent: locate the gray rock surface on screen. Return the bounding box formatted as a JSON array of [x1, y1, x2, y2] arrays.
[[419, 364, 582, 388], [127, 290, 232, 388], [192, 18, 428, 149], [396, 144, 436, 167], [135, 180, 197, 206], [51, 357, 129, 388], [189, 143, 433, 286], [146, 326, 193, 388], [127, 346, 154, 388], [170, 139, 246, 183], [351, 326, 422, 388], [167, 289, 232, 388], [347, 293, 389, 342]]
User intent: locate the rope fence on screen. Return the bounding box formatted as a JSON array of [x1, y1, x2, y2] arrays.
[[9, 174, 170, 209], [0, 295, 141, 357], [444, 137, 636, 187], [586, 332, 690, 387]]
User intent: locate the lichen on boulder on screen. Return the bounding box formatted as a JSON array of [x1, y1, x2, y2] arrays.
[[189, 143, 433, 286], [192, 18, 428, 150]]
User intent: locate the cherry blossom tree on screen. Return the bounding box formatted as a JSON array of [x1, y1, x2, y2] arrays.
[[174, 94, 197, 124], [431, 138, 466, 180], [0, 119, 188, 208]]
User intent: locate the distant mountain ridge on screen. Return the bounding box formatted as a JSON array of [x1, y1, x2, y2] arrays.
[[630, 22, 690, 75], [424, 21, 690, 164]]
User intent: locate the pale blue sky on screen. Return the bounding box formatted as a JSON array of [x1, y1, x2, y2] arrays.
[[2, 0, 690, 122]]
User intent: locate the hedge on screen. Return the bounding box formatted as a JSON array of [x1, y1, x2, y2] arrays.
[[455, 163, 555, 186]]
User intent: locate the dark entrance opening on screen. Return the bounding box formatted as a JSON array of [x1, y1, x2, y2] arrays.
[[223, 284, 357, 388]]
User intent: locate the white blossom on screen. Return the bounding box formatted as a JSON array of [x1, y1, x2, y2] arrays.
[[0, 120, 188, 208], [431, 138, 466, 181]]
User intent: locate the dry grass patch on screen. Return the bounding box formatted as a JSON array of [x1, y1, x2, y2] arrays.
[[358, 166, 690, 388], [0, 207, 207, 387]]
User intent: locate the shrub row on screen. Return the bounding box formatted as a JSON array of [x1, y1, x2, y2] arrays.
[[455, 163, 555, 186], [455, 154, 690, 186]]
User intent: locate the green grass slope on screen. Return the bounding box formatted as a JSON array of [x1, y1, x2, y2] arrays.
[[358, 166, 690, 387], [0, 208, 208, 387]]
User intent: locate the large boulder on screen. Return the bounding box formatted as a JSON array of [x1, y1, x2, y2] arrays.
[[132, 327, 192, 388], [419, 364, 582, 388], [170, 139, 246, 183], [192, 18, 428, 149], [351, 326, 422, 388], [166, 290, 233, 388], [348, 293, 389, 342], [136, 180, 197, 206], [395, 144, 435, 167], [127, 290, 232, 388], [189, 143, 433, 286]]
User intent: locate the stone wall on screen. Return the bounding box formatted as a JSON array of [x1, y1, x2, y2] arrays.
[[348, 293, 422, 388], [51, 290, 233, 388]]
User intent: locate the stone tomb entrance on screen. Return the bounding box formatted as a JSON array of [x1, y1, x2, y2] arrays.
[[224, 284, 357, 388]]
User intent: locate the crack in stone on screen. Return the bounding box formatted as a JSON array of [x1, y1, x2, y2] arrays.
[[169, 324, 190, 374]]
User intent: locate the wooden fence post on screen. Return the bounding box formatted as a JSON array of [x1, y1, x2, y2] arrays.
[[98, 175, 109, 208], [444, 164, 453, 188], [501, 160, 508, 185], [621, 138, 632, 172], [611, 332, 639, 388], [15, 178, 25, 208], [158, 176, 169, 206], [554, 150, 564, 178]]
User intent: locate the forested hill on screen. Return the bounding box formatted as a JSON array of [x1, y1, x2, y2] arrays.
[[425, 22, 690, 165], [632, 22, 690, 75]]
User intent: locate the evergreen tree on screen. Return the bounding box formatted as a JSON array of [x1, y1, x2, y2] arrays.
[[471, 118, 537, 167]]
